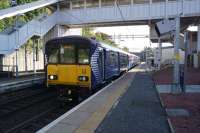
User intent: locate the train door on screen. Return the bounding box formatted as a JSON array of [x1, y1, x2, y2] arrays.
[[98, 48, 105, 81]]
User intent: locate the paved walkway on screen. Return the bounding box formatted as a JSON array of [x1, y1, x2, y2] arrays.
[[37, 64, 141, 133], [95, 72, 171, 133], [0, 72, 44, 84], [153, 67, 200, 85]]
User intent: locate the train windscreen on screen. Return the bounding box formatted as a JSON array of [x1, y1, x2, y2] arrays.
[[60, 44, 76, 64], [47, 46, 59, 64], [78, 47, 90, 64], [46, 42, 90, 64]]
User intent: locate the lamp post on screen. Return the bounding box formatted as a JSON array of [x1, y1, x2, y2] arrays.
[[172, 16, 181, 93]]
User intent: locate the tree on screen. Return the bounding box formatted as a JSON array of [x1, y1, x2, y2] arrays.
[[122, 46, 129, 52], [82, 27, 94, 37], [0, 0, 51, 32], [82, 27, 119, 47], [0, 0, 51, 51]]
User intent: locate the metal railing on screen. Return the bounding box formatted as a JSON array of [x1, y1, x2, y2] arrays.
[[0, 65, 17, 78]]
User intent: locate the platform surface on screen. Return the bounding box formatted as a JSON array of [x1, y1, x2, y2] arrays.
[[38, 63, 170, 133], [0, 73, 44, 85], [95, 71, 170, 133], [0, 73, 44, 93], [153, 67, 200, 85]]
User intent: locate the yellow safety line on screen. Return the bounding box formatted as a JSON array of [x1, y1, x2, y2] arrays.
[[74, 69, 137, 133]]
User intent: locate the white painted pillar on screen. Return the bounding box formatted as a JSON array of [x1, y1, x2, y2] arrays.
[[182, 0, 185, 16], [184, 32, 189, 91], [172, 16, 181, 93], [15, 49, 19, 77], [131, 0, 133, 5], [165, 0, 168, 19], [158, 38, 162, 70], [197, 24, 200, 68], [33, 39, 36, 73], [84, 0, 86, 9], [99, 0, 101, 8], [25, 45, 27, 72], [70, 1, 72, 10], [149, 0, 152, 19]]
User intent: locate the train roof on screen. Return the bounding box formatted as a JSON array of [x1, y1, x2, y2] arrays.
[[100, 42, 128, 54], [46, 35, 93, 46], [45, 35, 138, 57]]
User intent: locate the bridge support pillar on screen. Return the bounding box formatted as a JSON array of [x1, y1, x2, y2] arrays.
[[15, 49, 19, 77], [197, 24, 200, 68], [25, 45, 28, 72], [158, 38, 162, 70], [33, 39, 36, 74], [172, 16, 181, 93]]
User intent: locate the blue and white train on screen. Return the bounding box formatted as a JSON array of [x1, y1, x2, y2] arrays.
[[45, 36, 139, 99]]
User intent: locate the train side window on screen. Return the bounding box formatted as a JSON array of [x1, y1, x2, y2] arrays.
[[78, 48, 90, 64], [60, 44, 76, 64]]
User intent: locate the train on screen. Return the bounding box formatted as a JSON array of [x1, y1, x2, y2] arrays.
[[45, 36, 140, 101]]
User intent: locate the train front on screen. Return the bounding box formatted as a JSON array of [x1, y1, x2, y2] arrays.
[[45, 37, 92, 100]]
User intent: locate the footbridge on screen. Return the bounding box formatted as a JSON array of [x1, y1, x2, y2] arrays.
[[0, 0, 199, 55]]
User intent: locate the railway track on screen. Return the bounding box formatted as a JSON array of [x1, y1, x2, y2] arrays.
[[0, 86, 73, 133], [0, 75, 121, 133]]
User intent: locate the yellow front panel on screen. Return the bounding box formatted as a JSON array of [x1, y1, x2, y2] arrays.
[[77, 65, 91, 87], [47, 64, 91, 88]]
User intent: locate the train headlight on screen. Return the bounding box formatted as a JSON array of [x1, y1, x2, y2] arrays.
[[78, 76, 89, 81], [50, 75, 54, 80], [48, 75, 58, 80]]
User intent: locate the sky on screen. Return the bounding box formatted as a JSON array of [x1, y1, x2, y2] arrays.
[[66, 25, 173, 52], [95, 25, 151, 52]]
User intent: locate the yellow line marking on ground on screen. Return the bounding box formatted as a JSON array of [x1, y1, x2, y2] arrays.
[[75, 69, 137, 133]]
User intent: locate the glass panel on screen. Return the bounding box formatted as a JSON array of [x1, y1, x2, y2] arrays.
[[133, 0, 149, 4], [60, 44, 76, 64], [86, 0, 99, 8], [72, 0, 84, 9], [118, 0, 131, 5], [48, 47, 59, 64], [102, 0, 114, 6], [78, 48, 90, 64]]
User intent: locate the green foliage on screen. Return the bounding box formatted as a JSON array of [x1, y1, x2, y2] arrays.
[[95, 32, 118, 47], [0, 0, 11, 30], [82, 27, 118, 47], [0, 0, 50, 32], [0, 1, 9, 9], [17, 0, 38, 4], [82, 27, 94, 38], [0, 0, 51, 51], [122, 47, 129, 52]]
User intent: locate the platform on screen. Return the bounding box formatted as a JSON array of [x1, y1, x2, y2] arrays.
[[37, 63, 170, 133], [153, 66, 200, 93], [153, 66, 200, 133], [0, 73, 44, 93], [153, 66, 200, 85]]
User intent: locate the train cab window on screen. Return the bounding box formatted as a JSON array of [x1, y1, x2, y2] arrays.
[[60, 44, 76, 64], [78, 48, 90, 64], [48, 48, 59, 64]]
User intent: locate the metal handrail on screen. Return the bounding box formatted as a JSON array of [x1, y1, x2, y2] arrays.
[[0, 65, 17, 78]]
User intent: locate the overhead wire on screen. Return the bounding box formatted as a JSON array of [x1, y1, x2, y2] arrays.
[[115, 0, 150, 43], [114, 0, 136, 41]]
